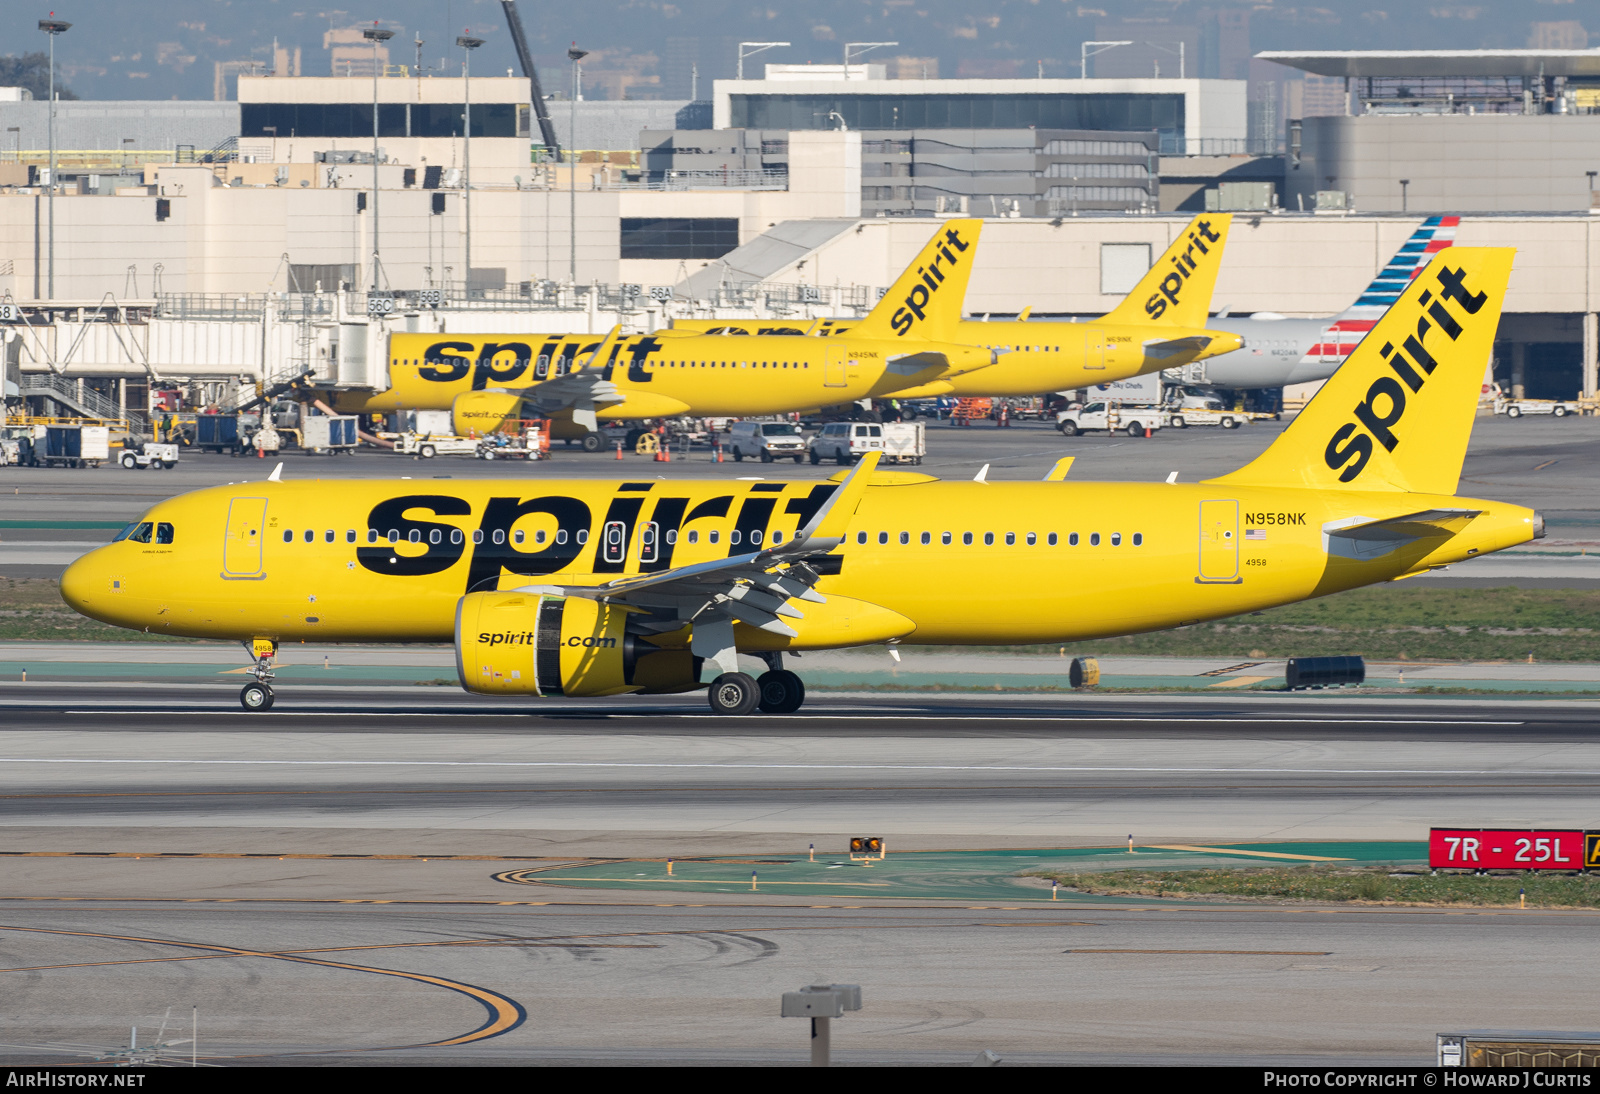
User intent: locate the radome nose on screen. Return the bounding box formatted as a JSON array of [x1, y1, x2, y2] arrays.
[[58, 549, 99, 614]]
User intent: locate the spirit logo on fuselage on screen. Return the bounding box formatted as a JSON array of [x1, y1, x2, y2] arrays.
[[354, 484, 838, 592], [1323, 263, 1488, 484]]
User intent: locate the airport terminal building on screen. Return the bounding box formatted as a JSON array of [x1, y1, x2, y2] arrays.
[[3, 54, 1600, 420]]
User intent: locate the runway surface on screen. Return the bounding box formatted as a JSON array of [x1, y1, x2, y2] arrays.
[[2, 686, 1597, 1064]]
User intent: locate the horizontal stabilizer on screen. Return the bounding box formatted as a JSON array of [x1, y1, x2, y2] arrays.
[[1142, 335, 1215, 360], [1323, 508, 1481, 560]]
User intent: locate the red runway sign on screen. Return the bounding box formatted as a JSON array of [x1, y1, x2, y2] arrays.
[[1429, 828, 1584, 870]]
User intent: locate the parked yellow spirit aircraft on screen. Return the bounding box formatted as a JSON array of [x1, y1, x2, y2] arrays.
[[674, 214, 1244, 399], [328, 221, 996, 448], [63, 248, 1533, 716]]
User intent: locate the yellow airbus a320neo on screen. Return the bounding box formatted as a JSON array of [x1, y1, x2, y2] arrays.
[[64, 248, 1535, 715], [674, 213, 1245, 400], [329, 220, 996, 447]]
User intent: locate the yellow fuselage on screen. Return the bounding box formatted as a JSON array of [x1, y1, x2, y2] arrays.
[[330, 331, 992, 421], [672, 318, 1241, 398], [61, 475, 1536, 649]]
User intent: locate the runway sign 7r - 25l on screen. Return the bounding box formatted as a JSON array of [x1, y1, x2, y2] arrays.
[[1428, 828, 1586, 870]]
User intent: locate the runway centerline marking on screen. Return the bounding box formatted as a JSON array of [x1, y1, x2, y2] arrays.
[[0, 757, 1573, 775], [57, 709, 1527, 726]]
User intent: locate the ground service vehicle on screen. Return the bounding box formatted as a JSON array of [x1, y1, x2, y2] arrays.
[[1491, 384, 1579, 419], [195, 415, 243, 455], [879, 421, 925, 465], [727, 420, 807, 463], [328, 222, 998, 447], [809, 422, 886, 464], [1057, 401, 1163, 437], [678, 214, 1243, 400], [62, 249, 1538, 717], [391, 432, 480, 458], [302, 414, 359, 454], [35, 424, 109, 468], [120, 442, 180, 469]]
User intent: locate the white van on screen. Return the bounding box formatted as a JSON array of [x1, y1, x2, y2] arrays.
[[808, 421, 884, 464], [727, 420, 807, 463]]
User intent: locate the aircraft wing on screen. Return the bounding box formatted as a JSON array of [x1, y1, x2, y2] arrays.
[[509, 453, 883, 637], [1323, 508, 1482, 560], [514, 325, 627, 428], [519, 369, 623, 415]]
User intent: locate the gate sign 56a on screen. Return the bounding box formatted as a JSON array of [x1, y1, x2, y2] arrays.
[[1428, 828, 1585, 870]]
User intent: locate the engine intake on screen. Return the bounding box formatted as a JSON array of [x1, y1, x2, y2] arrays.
[[455, 590, 699, 697]]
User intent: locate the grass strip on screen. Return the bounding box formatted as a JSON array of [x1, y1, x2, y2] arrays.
[[1026, 865, 1600, 908]]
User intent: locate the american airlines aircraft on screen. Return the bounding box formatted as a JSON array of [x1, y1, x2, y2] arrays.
[[1169, 216, 1460, 392]]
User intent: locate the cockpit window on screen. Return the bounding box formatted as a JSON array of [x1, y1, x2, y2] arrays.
[[126, 522, 153, 544], [112, 523, 137, 542], [155, 522, 175, 545]]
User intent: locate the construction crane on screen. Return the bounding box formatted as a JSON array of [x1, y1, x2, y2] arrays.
[[500, 0, 563, 161]]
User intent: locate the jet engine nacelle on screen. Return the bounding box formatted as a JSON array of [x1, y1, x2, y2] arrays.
[[455, 590, 699, 697], [451, 390, 524, 437]]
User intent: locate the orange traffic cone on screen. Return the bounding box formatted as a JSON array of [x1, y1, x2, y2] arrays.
[[615, 442, 624, 460], [662, 445, 671, 462], [1145, 426, 1152, 438]]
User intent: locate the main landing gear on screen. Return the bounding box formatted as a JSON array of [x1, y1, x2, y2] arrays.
[[238, 639, 277, 711], [705, 653, 807, 715]]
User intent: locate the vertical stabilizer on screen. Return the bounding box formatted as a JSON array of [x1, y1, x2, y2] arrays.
[[850, 219, 983, 342], [1098, 213, 1233, 329], [1209, 248, 1513, 496]]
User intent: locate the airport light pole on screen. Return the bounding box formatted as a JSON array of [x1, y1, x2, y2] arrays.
[[842, 42, 897, 80], [457, 34, 483, 296], [364, 24, 395, 293], [1080, 40, 1131, 79], [1399, 178, 1409, 213], [567, 44, 588, 284], [737, 42, 788, 80], [39, 17, 70, 300]]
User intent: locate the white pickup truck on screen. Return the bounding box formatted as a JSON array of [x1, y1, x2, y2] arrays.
[[1056, 401, 1163, 438]]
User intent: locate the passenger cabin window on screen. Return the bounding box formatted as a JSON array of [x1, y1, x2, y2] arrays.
[[282, 530, 293, 544], [941, 532, 951, 545], [1133, 533, 1144, 546], [1090, 533, 1101, 546], [304, 530, 315, 544], [347, 530, 357, 544], [324, 530, 335, 544], [1069, 533, 1079, 546], [962, 532, 973, 545]]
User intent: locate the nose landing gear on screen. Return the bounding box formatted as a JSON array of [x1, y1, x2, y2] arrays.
[[238, 638, 278, 711], [240, 681, 275, 710]]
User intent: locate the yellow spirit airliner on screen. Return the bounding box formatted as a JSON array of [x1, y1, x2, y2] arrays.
[[329, 221, 996, 448], [674, 214, 1245, 399], [63, 249, 1535, 715]]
